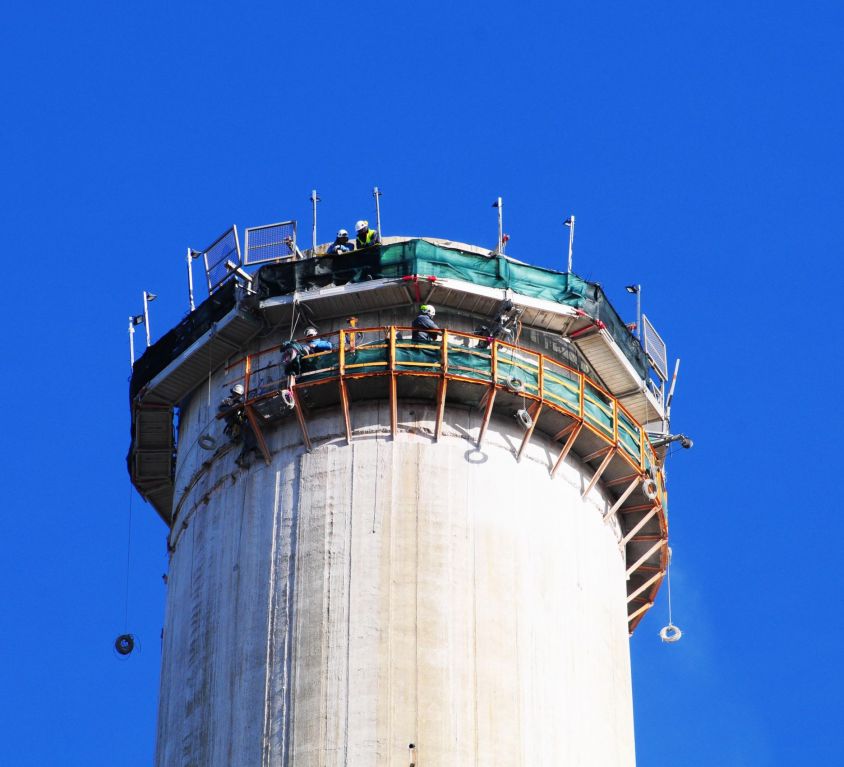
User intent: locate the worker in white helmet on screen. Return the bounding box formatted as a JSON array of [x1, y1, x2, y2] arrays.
[[412, 304, 440, 343], [326, 228, 354, 255], [355, 220, 380, 249], [303, 327, 333, 353], [219, 383, 246, 439]]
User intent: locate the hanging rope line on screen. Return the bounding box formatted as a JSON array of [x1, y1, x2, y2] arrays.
[[659, 548, 682, 643], [115, 483, 137, 657], [123, 482, 133, 630]]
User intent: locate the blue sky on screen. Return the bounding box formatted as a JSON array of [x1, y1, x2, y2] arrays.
[[1, 2, 842, 764]]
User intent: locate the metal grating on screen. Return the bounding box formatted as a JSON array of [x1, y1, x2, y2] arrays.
[[203, 226, 241, 293], [244, 220, 297, 265], [642, 314, 668, 380]]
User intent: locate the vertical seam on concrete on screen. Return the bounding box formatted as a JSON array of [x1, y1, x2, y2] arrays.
[[514, 515, 523, 767], [344, 447, 354, 766], [230, 473, 248, 763], [470, 461, 479, 767], [415, 443, 420, 761], [288, 456, 303, 765], [387, 436, 395, 761], [321, 450, 334, 764], [261, 469, 281, 767]]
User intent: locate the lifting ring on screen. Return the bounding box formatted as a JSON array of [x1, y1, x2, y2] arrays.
[[198, 434, 217, 450], [642, 477, 658, 500], [659, 624, 682, 643]]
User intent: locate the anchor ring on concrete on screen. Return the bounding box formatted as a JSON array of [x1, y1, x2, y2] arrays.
[[659, 624, 682, 643]]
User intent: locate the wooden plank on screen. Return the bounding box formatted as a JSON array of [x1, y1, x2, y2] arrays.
[[583, 445, 613, 464], [551, 421, 583, 478], [604, 478, 640, 525], [582, 447, 616, 498], [435, 378, 447, 441], [516, 401, 543, 463], [627, 601, 653, 621], [626, 572, 664, 604], [619, 506, 660, 547], [339, 379, 352, 445], [290, 386, 312, 452], [625, 539, 665, 578], [605, 472, 640, 487], [477, 386, 497, 449], [389, 374, 397, 439], [244, 406, 271, 466]]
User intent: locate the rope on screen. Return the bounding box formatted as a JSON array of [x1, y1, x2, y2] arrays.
[[659, 549, 682, 643], [123, 482, 134, 630], [288, 299, 301, 341], [666, 556, 674, 625]]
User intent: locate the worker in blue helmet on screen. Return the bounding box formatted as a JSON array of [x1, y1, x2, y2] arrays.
[[412, 304, 440, 343], [355, 220, 380, 249]]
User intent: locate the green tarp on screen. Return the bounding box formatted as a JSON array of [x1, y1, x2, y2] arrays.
[[256, 239, 649, 380]]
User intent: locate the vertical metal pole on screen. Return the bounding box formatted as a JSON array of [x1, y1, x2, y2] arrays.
[[187, 248, 196, 313], [128, 318, 135, 367], [143, 291, 154, 347], [567, 215, 576, 273], [636, 284, 642, 340], [373, 186, 382, 238], [496, 197, 503, 254], [310, 189, 319, 251]]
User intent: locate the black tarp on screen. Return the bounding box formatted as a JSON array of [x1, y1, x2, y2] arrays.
[[129, 279, 238, 400]]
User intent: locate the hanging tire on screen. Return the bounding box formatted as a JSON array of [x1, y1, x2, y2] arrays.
[[659, 624, 682, 643], [504, 377, 524, 394], [515, 408, 533, 429], [642, 477, 658, 500], [114, 634, 135, 655]]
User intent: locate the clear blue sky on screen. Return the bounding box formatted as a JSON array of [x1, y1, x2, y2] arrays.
[[1, 2, 842, 764]]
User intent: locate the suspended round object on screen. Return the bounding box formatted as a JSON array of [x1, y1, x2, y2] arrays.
[[114, 633, 136, 656], [659, 624, 682, 643], [281, 389, 296, 409], [504, 377, 524, 394], [642, 477, 658, 500], [198, 434, 217, 450], [515, 408, 533, 430]]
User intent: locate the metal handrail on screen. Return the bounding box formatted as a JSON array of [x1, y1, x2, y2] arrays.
[[220, 326, 663, 482]]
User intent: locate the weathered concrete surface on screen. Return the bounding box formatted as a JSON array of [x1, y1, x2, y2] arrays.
[[157, 395, 635, 766]]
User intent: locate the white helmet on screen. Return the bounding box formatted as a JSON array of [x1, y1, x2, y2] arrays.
[[355, 220, 368, 232], [304, 327, 318, 337], [337, 229, 348, 238], [231, 383, 245, 396], [420, 304, 436, 317]]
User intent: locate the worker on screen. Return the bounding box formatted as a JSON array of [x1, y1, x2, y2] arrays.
[[412, 304, 440, 342], [355, 220, 380, 249], [303, 327, 333, 352], [219, 383, 259, 467], [219, 383, 246, 440], [326, 229, 354, 255]]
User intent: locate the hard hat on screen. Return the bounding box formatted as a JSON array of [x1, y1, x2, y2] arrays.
[[355, 220, 368, 232], [304, 327, 318, 337], [420, 304, 436, 317], [337, 229, 348, 238], [231, 383, 245, 396]]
